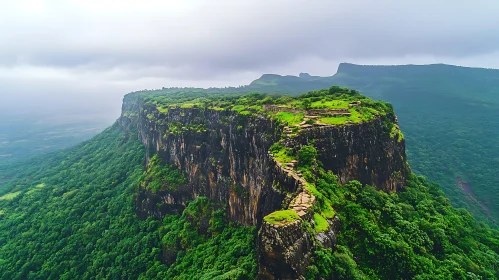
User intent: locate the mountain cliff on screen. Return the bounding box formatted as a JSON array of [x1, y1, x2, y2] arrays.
[[248, 64, 499, 225], [119, 86, 409, 278]]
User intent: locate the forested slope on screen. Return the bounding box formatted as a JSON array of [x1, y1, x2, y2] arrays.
[[0, 124, 256, 279]]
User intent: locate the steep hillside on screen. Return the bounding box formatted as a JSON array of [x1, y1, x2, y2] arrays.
[[249, 64, 499, 225], [0, 125, 257, 279], [0, 87, 498, 279]]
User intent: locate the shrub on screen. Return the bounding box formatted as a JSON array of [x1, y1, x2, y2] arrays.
[[299, 145, 318, 166]]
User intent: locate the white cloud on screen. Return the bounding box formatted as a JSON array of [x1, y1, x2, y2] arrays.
[[1, 0, 499, 118]]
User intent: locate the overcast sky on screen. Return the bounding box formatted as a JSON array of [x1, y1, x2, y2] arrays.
[[1, 0, 499, 118]]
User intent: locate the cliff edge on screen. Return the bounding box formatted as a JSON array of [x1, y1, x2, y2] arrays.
[[119, 86, 409, 279]]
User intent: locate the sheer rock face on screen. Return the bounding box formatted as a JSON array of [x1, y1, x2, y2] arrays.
[[258, 220, 313, 280], [293, 114, 408, 192], [119, 96, 409, 278], [121, 100, 299, 225]]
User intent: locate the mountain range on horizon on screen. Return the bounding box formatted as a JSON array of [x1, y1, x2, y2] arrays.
[[256, 62, 499, 79], [247, 62, 499, 93]]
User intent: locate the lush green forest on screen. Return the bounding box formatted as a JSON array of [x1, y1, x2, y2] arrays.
[[0, 124, 256, 279], [307, 170, 499, 279]]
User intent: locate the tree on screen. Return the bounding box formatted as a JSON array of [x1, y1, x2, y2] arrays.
[[303, 99, 312, 110], [299, 145, 317, 166]]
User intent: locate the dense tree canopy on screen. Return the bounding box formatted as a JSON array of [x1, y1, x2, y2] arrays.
[[0, 124, 256, 279], [307, 171, 499, 279]]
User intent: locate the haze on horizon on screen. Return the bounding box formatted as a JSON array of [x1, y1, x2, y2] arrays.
[[1, 0, 499, 118]]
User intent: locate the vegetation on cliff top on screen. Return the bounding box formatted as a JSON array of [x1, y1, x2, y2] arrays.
[[132, 86, 394, 126]]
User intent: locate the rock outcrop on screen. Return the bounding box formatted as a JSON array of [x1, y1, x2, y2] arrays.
[[292, 115, 408, 192], [121, 98, 301, 225], [258, 219, 313, 279], [119, 93, 409, 279]]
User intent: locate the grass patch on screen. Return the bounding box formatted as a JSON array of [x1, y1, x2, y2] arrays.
[[180, 103, 197, 108], [232, 105, 246, 112], [248, 105, 264, 112], [348, 108, 363, 123], [310, 100, 350, 109], [0, 191, 22, 201], [270, 143, 297, 164], [305, 183, 320, 197], [210, 106, 225, 111], [320, 202, 336, 219], [264, 210, 300, 225], [318, 116, 351, 125], [390, 125, 405, 142], [317, 108, 369, 125], [275, 112, 304, 126], [274, 148, 296, 164], [232, 105, 253, 116], [157, 106, 169, 114], [314, 213, 329, 232]]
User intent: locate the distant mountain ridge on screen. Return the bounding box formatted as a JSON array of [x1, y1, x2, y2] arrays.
[[250, 63, 499, 92], [247, 72, 333, 94]]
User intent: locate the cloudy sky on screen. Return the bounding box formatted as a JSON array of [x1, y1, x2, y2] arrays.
[[1, 0, 499, 118]]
